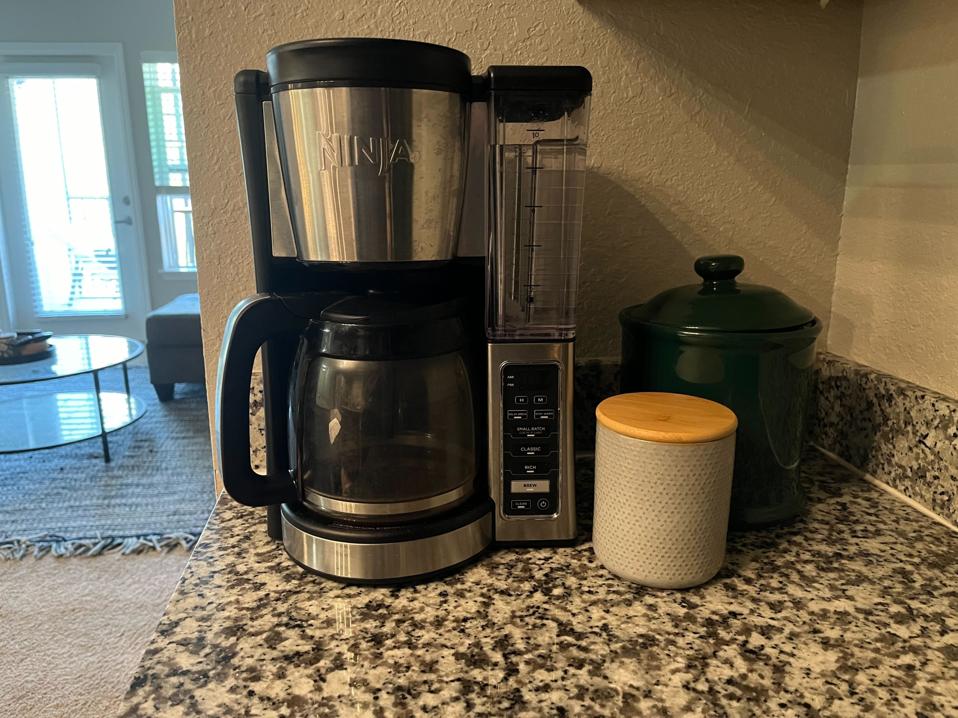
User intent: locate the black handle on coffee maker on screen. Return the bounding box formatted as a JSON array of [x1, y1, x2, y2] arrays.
[[216, 294, 308, 506], [235, 70, 291, 535]]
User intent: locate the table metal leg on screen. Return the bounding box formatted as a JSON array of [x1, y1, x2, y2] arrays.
[[121, 362, 133, 414], [92, 369, 111, 463]]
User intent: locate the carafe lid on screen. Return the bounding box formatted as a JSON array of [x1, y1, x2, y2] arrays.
[[318, 294, 467, 360], [266, 38, 472, 94], [619, 255, 818, 333]]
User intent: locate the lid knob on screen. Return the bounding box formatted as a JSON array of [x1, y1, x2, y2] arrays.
[[694, 255, 744, 283]]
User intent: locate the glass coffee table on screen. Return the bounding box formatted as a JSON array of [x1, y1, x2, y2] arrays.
[[0, 334, 146, 463]]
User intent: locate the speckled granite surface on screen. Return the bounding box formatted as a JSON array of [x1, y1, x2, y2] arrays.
[[120, 452, 957, 717], [812, 352, 958, 526]]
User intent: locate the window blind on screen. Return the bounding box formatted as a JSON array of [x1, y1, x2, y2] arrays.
[[142, 62, 189, 187], [142, 61, 195, 271]]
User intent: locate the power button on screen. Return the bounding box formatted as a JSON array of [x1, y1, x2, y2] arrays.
[[536, 498, 550, 511]]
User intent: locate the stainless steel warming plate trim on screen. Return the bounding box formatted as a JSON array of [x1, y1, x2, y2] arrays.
[[281, 510, 493, 582], [303, 483, 473, 518]]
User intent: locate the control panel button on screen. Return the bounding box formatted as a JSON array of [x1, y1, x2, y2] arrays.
[[507, 456, 555, 476], [508, 422, 552, 438], [510, 479, 550, 494], [533, 409, 555, 420], [514, 395, 529, 405], [536, 498, 551, 511], [504, 437, 553, 457], [506, 409, 528, 421], [533, 394, 548, 405], [510, 499, 531, 511]]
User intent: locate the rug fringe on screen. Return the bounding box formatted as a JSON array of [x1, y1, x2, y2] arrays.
[[0, 532, 199, 559]]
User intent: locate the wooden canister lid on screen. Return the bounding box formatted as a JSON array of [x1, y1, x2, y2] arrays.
[[596, 392, 737, 444]]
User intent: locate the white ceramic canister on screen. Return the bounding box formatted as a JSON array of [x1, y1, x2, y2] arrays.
[[593, 392, 737, 589]]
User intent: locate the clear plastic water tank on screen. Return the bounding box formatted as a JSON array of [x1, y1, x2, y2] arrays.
[[486, 69, 591, 341]]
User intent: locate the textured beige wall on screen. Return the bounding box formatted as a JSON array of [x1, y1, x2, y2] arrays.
[[829, 0, 958, 397], [174, 0, 863, 401]]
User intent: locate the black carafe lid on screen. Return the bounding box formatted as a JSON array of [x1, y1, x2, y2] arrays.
[[317, 293, 467, 360]]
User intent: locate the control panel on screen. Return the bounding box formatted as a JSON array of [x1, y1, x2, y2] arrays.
[[501, 363, 559, 517]]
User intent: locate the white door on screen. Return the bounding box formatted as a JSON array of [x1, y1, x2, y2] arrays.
[[0, 47, 149, 340]]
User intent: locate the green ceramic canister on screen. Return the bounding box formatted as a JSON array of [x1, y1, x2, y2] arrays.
[[619, 255, 821, 529]]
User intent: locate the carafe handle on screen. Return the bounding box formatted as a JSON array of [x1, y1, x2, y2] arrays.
[[216, 294, 309, 506]]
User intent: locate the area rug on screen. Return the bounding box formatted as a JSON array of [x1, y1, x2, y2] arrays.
[[0, 367, 216, 558]]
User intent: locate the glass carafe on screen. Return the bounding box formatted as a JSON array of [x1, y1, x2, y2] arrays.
[[289, 295, 478, 522]]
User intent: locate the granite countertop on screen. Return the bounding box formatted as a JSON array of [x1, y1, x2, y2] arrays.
[[120, 453, 958, 717]]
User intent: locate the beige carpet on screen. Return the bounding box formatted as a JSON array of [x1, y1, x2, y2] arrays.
[[0, 550, 189, 718]]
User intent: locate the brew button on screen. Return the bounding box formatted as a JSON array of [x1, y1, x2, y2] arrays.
[[533, 395, 548, 405], [514, 395, 529, 405], [537, 498, 550, 511], [511, 499, 531, 511], [510, 479, 550, 493], [506, 409, 528, 421], [533, 409, 555, 420]]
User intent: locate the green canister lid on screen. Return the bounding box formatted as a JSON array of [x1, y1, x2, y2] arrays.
[[620, 255, 818, 333]]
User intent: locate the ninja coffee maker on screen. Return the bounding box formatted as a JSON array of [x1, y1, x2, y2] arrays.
[[216, 39, 591, 583]]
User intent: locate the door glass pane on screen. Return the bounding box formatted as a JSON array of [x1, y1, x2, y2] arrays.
[[156, 190, 194, 271], [143, 61, 195, 271], [9, 76, 123, 315]]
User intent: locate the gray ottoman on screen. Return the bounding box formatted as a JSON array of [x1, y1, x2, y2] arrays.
[[146, 293, 205, 401]]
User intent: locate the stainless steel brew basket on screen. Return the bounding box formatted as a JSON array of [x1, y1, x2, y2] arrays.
[[271, 84, 467, 263]]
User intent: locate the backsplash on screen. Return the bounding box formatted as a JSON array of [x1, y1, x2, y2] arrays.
[[573, 359, 620, 452], [572, 353, 958, 526], [811, 352, 958, 526], [248, 352, 957, 526], [248, 376, 265, 472]]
